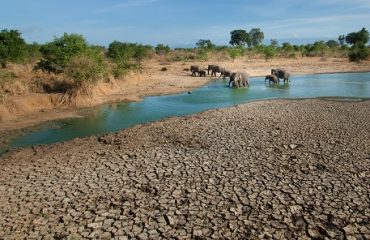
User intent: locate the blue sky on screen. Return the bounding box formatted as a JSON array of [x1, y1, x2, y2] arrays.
[[1, 0, 370, 47]]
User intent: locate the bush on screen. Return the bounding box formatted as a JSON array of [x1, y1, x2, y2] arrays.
[[155, 44, 170, 55], [37, 33, 89, 73], [0, 29, 27, 67], [228, 46, 245, 61], [263, 45, 277, 60], [25, 42, 42, 63], [196, 49, 208, 61], [348, 44, 369, 61], [64, 49, 107, 92], [0, 69, 18, 102]]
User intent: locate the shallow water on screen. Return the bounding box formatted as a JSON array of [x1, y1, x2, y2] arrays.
[[2, 72, 370, 152]]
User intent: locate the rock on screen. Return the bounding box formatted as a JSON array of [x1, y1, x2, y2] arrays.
[[88, 222, 103, 229]]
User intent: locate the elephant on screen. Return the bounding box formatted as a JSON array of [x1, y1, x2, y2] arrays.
[[271, 68, 290, 83], [207, 65, 215, 75], [228, 72, 236, 87], [221, 69, 233, 79], [210, 65, 226, 77], [190, 65, 201, 77], [197, 70, 206, 77], [265, 74, 278, 84], [229, 71, 249, 87]]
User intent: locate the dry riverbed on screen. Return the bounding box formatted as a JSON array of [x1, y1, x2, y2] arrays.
[[0, 99, 369, 239]]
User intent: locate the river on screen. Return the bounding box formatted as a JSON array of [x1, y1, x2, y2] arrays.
[[2, 72, 370, 153]]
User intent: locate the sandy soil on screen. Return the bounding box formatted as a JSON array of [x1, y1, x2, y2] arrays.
[[0, 57, 369, 131]]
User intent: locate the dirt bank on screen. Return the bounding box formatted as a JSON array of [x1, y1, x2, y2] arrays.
[[1, 57, 370, 131], [1, 99, 369, 239]]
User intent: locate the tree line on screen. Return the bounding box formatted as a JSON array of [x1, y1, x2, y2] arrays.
[[0, 27, 369, 94]]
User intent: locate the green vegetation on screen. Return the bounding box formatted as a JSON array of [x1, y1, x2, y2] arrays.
[[107, 41, 152, 78], [64, 48, 108, 92], [36, 33, 89, 73], [196, 39, 216, 50], [155, 44, 170, 55], [0, 29, 27, 67], [228, 46, 245, 61], [345, 28, 369, 61], [0, 27, 368, 99]]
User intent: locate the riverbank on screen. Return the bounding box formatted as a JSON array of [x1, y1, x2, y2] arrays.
[[0, 99, 369, 239], [1, 57, 370, 131]]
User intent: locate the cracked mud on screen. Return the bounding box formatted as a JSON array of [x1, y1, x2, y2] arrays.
[[0, 99, 369, 239]]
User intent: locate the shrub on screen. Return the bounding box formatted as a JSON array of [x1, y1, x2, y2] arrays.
[[25, 42, 42, 63], [155, 44, 170, 55], [0, 29, 27, 67], [348, 44, 369, 61], [263, 45, 277, 60], [36, 33, 89, 73], [64, 49, 107, 92], [196, 49, 208, 61], [228, 46, 245, 61]]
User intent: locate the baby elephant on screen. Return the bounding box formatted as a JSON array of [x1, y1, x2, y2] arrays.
[[265, 74, 278, 84], [197, 70, 206, 77]]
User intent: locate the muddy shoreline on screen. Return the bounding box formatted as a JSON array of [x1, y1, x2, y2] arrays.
[[0, 99, 369, 239]]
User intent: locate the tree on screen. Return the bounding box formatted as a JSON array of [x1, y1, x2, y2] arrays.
[[249, 28, 264, 47], [348, 43, 369, 61], [229, 29, 250, 46], [0, 29, 27, 68], [344, 28, 369, 61], [196, 39, 215, 50], [345, 28, 369, 45], [36, 33, 89, 73], [270, 39, 279, 48], [326, 40, 339, 48], [338, 35, 346, 46], [155, 44, 170, 55]]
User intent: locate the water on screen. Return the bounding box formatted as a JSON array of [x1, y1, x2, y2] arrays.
[[2, 72, 370, 152]]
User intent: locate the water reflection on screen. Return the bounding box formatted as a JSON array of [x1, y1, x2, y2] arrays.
[[265, 82, 290, 90]]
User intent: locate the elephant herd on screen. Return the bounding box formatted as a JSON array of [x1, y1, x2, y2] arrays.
[[190, 64, 249, 88], [189, 64, 291, 88]]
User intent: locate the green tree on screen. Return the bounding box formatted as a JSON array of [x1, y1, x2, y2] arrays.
[[345, 28, 369, 61], [229, 29, 250, 46], [326, 40, 339, 48], [196, 39, 215, 50], [345, 28, 369, 45], [36, 33, 89, 73], [348, 43, 369, 61], [133, 44, 153, 62], [107, 41, 135, 63], [249, 28, 264, 47], [338, 35, 346, 46], [270, 39, 279, 48], [155, 44, 170, 55], [0, 29, 27, 68]]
